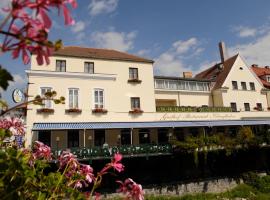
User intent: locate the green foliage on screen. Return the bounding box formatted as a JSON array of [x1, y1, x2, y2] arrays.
[[242, 172, 270, 194], [236, 126, 255, 145], [0, 147, 85, 200], [0, 66, 13, 90]]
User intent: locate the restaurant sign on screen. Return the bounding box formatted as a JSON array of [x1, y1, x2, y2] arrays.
[[159, 113, 238, 121]]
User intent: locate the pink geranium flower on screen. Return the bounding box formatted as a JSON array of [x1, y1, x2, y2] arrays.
[[58, 151, 79, 172], [117, 178, 144, 200], [100, 153, 124, 174], [32, 141, 51, 160], [79, 164, 95, 183]]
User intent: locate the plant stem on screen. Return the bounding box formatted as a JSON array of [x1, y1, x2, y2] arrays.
[[0, 12, 12, 31]]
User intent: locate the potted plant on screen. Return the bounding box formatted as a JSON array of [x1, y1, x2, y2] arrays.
[[129, 108, 144, 114], [65, 108, 82, 113], [92, 107, 108, 113], [37, 108, 54, 114]]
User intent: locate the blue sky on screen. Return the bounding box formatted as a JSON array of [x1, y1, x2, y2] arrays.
[[2, 0, 270, 105]]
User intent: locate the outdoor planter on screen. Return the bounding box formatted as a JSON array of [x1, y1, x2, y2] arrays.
[[127, 78, 142, 83], [92, 108, 108, 114], [129, 108, 144, 114], [37, 108, 54, 114], [65, 108, 82, 114]]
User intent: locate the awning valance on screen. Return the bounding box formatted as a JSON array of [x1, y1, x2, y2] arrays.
[[32, 120, 270, 131]]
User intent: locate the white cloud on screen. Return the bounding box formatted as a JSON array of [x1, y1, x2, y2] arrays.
[[233, 26, 257, 38], [91, 30, 137, 51], [228, 30, 270, 66], [0, 0, 11, 17], [71, 21, 86, 33], [137, 49, 150, 56], [154, 37, 204, 76], [88, 0, 119, 16]]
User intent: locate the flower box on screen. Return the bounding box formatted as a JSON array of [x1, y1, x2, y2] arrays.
[[129, 108, 143, 114], [92, 108, 108, 114], [65, 108, 82, 113], [127, 79, 142, 83], [37, 108, 54, 114]]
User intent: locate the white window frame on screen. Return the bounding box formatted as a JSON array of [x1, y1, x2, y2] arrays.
[[266, 75, 270, 82], [68, 88, 79, 109], [40, 87, 52, 109], [93, 88, 104, 109], [84, 62, 94, 74]]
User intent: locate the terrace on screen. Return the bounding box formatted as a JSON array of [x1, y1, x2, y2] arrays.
[[52, 143, 173, 160]]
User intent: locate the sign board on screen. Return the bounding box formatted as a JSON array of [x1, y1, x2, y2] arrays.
[[12, 89, 24, 103]]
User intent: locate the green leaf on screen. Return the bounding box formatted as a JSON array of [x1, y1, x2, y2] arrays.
[[0, 65, 13, 90]]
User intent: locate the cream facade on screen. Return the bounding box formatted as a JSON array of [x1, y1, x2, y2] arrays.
[[25, 46, 270, 151]]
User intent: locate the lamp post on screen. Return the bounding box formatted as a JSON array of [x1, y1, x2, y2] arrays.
[[56, 136, 60, 156]]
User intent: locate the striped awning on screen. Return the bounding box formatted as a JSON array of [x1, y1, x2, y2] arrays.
[[32, 120, 270, 130]]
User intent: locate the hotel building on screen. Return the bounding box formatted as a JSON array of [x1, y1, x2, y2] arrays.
[[25, 43, 270, 158]]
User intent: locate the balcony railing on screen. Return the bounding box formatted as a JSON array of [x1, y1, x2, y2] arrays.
[[156, 106, 232, 112], [52, 144, 172, 160]]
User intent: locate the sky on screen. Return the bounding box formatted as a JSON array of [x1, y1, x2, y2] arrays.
[[2, 0, 270, 105]]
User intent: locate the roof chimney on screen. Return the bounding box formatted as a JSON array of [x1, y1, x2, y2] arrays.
[[219, 41, 228, 63], [183, 71, 193, 78]]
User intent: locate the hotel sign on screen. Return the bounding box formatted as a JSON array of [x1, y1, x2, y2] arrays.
[[159, 113, 238, 121]]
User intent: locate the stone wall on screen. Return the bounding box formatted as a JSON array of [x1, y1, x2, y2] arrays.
[[143, 178, 241, 196]]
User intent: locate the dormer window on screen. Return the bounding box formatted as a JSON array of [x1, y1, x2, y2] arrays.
[[56, 60, 66, 72]]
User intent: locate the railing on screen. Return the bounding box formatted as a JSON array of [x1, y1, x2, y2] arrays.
[[52, 144, 172, 160], [156, 106, 232, 112]]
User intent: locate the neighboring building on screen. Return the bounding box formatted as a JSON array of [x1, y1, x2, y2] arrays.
[[25, 44, 270, 158]]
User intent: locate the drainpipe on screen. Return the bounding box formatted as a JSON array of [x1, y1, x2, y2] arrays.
[[177, 91, 180, 106]]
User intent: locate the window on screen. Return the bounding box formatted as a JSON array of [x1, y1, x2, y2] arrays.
[[38, 131, 51, 147], [232, 81, 238, 90], [244, 103, 250, 111], [68, 88, 79, 108], [256, 103, 263, 111], [120, 129, 131, 145], [68, 130, 79, 148], [241, 82, 247, 90], [249, 82, 255, 91], [94, 89, 104, 108], [56, 60, 66, 72], [84, 62, 94, 73], [230, 102, 237, 112], [41, 87, 52, 108], [139, 129, 150, 144], [266, 76, 270, 82], [129, 68, 138, 79], [131, 97, 140, 109]]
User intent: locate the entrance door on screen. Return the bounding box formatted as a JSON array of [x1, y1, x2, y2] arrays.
[[68, 130, 79, 148], [38, 130, 51, 147], [94, 129, 105, 146], [158, 128, 169, 144]]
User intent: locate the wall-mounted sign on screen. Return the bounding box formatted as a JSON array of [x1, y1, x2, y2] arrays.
[[12, 89, 24, 103]]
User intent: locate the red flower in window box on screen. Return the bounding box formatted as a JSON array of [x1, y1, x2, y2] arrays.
[[129, 108, 144, 114], [37, 108, 54, 113], [127, 79, 142, 83], [92, 108, 108, 113], [65, 108, 82, 113]]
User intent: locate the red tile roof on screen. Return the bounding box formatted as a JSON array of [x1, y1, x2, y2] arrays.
[[251, 66, 270, 89], [52, 46, 154, 64], [195, 54, 239, 90]]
